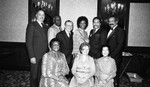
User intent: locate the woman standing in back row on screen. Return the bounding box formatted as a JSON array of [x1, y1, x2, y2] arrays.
[[72, 16, 89, 57]]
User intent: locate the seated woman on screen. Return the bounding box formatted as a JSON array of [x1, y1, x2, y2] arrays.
[[94, 45, 117, 87], [69, 42, 95, 87], [39, 38, 69, 87]]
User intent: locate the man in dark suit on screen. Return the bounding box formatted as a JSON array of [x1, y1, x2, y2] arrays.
[[56, 20, 73, 79], [106, 16, 125, 87], [89, 17, 106, 59], [26, 10, 48, 87]]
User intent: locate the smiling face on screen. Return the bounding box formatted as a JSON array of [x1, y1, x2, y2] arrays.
[[108, 17, 118, 29], [51, 41, 60, 52], [93, 19, 101, 29], [65, 21, 73, 33], [79, 20, 86, 29], [54, 16, 61, 27], [81, 45, 90, 55], [36, 10, 45, 23], [102, 46, 109, 57]]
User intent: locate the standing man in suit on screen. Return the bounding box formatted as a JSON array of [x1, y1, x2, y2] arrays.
[[89, 17, 106, 59], [56, 20, 73, 79], [26, 10, 48, 87], [106, 16, 125, 87], [48, 15, 62, 49]]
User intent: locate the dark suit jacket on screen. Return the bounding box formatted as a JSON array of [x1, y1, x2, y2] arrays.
[[26, 21, 48, 59], [89, 28, 106, 59], [56, 30, 73, 64], [106, 26, 125, 63]]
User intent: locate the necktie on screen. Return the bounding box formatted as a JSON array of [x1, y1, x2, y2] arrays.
[[68, 32, 71, 37], [110, 28, 113, 30], [93, 29, 96, 35], [41, 23, 44, 27]]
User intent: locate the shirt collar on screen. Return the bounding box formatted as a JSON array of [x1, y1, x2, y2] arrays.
[[65, 30, 70, 37], [37, 20, 43, 27], [53, 24, 60, 29], [112, 25, 118, 30], [94, 28, 99, 33]]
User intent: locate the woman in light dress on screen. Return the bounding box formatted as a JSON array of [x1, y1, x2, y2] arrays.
[[39, 38, 69, 87], [69, 42, 95, 87], [94, 45, 117, 87], [72, 16, 89, 56]]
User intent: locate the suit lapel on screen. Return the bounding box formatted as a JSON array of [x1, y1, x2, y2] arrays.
[[90, 28, 101, 37], [35, 21, 47, 40], [62, 31, 70, 42], [107, 27, 118, 39]]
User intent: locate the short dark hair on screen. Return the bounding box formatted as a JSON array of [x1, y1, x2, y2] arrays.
[[93, 17, 102, 23], [79, 42, 91, 53], [77, 16, 88, 29], [101, 45, 110, 55], [109, 16, 119, 22], [49, 38, 60, 48], [53, 15, 61, 22]]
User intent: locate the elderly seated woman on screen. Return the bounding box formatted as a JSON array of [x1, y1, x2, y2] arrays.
[[94, 45, 117, 87], [69, 42, 95, 87], [39, 38, 69, 87]]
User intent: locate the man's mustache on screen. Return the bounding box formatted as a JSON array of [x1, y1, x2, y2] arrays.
[[109, 24, 114, 25]]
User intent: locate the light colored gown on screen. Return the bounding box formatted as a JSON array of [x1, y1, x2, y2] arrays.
[[73, 28, 89, 54], [39, 51, 69, 87], [69, 54, 95, 87], [95, 56, 117, 87]]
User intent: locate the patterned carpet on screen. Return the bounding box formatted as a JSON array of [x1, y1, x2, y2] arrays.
[[0, 70, 150, 87]]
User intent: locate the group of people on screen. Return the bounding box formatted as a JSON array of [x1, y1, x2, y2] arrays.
[[26, 9, 125, 87]]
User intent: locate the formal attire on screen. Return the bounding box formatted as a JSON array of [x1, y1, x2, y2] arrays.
[[106, 25, 125, 87], [56, 30, 73, 79], [73, 28, 89, 54], [69, 54, 95, 87], [48, 24, 62, 45], [39, 51, 69, 87], [56, 30, 73, 65], [106, 26, 125, 63], [89, 28, 106, 59], [95, 56, 116, 87], [26, 21, 48, 87]]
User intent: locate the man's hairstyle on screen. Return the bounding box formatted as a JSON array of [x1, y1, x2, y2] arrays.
[[77, 16, 88, 29], [92, 17, 102, 23], [109, 16, 119, 22], [36, 9, 45, 15], [64, 20, 73, 25], [53, 15, 61, 22]]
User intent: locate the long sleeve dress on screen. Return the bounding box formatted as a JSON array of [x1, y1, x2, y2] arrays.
[[39, 51, 69, 87], [69, 54, 95, 87], [72, 28, 89, 54], [95, 56, 117, 87]]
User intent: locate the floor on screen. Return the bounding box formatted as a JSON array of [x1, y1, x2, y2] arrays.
[[0, 70, 150, 87]]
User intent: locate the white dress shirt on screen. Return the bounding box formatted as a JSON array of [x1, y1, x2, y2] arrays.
[[37, 20, 43, 27], [65, 30, 70, 37], [107, 25, 118, 38]]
